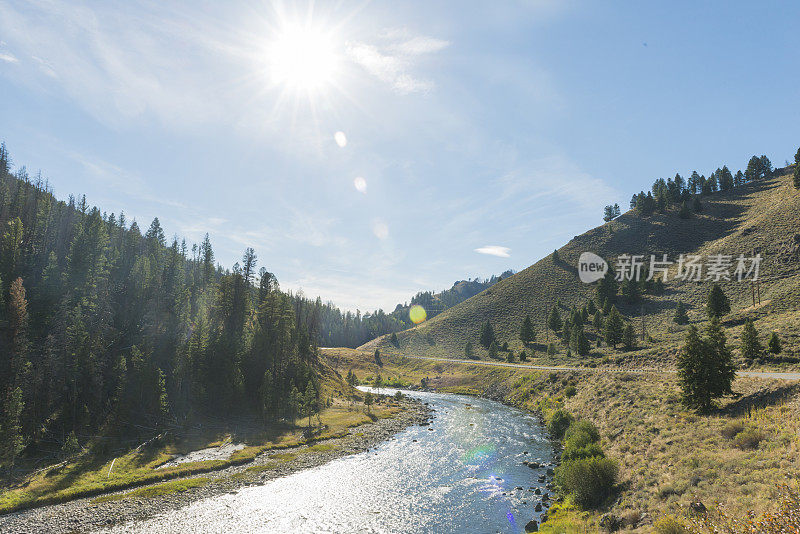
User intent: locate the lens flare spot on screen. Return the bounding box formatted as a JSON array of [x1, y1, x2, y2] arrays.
[[409, 305, 427, 324], [354, 176, 367, 193], [334, 131, 347, 147], [462, 443, 496, 465]]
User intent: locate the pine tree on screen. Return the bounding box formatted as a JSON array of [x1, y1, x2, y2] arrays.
[[479, 321, 496, 348], [622, 323, 636, 351], [0, 387, 24, 472], [794, 147, 800, 189], [587, 299, 597, 315], [597, 268, 618, 305], [621, 278, 641, 304], [673, 302, 689, 325], [548, 306, 563, 333], [488, 342, 500, 360], [7, 277, 30, 390], [363, 391, 373, 413], [706, 283, 731, 318], [692, 195, 702, 213], [768, 332, 782, 354], [519, 350, 528, 362], [572, 326, 590, 356], [465, 341, 476, 360], [520, 315, 536, 345], [604, 306, 624, 348], [374, 349, 382, 367], [740, 320, 762, 361], [592, 311, 603, 331], [719, 166, 734, 191], [303, 382, 317, 429], [679, 201, 691, 219], [677, 319, 737, 412]]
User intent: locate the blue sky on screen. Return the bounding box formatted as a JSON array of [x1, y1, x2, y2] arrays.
[[1, 1, 799, 311]]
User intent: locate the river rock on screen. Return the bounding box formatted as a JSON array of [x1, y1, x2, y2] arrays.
[[535, 503, 542, 512], [524, 519, 538, 532], [689, 501, 707, 514], [534, 488, 541, 495]]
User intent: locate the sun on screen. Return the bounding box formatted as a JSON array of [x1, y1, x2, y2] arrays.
[[267, 23, 339, 95]]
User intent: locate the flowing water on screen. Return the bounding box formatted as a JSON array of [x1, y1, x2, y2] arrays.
[[107, 389, 555, 533]]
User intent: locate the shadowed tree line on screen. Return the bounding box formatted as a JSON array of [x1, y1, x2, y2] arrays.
[[0, 143, 327, 469]]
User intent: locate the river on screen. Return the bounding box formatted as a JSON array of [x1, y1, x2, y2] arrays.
[[105, 388, 555, 533]]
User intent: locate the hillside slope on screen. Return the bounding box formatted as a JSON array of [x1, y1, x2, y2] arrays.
[[361, 168, 800, 365]]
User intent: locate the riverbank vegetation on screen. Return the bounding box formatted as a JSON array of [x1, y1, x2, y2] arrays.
[[325, 348, 800, 532]]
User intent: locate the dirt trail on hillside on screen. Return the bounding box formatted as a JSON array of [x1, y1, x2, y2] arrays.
[[400, 354, 800, 381]]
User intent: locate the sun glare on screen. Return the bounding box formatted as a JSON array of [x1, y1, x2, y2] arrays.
[[268, 23, 339, 94]]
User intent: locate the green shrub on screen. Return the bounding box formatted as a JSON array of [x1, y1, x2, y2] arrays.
[[547, 409, 574, 439], [732, 427, 764, 450], [564, 385, 577, 398], [564, 420, 600, 446], [562, 442, 605, 462], [555, 456, 618, 509], [653, 515, 690, 534], [721, 420, 745, 440]]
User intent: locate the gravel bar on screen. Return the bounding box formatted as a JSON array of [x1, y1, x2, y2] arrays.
[[0, 398, 431, 534]]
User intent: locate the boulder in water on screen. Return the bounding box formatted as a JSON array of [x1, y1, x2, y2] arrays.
[[524, 519, 538, 532]]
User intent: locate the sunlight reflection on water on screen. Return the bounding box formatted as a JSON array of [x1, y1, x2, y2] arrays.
[[106, 389, 554, 534]]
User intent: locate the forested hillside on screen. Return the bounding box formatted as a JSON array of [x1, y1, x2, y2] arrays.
[[314, 270, 514, 348], [0, 143, 328, 468]]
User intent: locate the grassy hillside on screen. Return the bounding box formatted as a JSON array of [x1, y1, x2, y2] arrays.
[[362, 168, 800, 369]]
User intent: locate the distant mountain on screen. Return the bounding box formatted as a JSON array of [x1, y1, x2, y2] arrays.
[[316, 270, 515, 348]]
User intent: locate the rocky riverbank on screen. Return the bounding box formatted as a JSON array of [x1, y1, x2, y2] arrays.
[[0, 398, 430, 534]]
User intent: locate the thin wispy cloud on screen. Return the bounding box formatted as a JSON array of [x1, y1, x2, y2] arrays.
[[0, 52, 17, 63], [346, 29, 449, 94], [475, 245, 511, 258]]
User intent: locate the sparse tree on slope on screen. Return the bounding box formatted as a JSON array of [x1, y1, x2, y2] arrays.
[[479, 321, 496, 348], [597, 268, 618, 305], [677, 318, 737, 412], [740, 320, 762, 361], [706, 283, 731, 318], [548, 306, 563, 333], [572, 326, 590, 356], [768, 332, 782, 354], [520, 314, 536, 345], [622, 323, 636, 351], [673, 302, 689, 325], [603, 306, 624, 348], [794, 147, 800, 189], [465, 341, 475, 360]]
